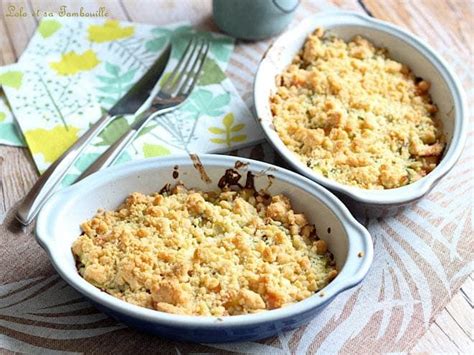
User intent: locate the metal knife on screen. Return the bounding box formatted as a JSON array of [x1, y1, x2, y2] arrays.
[[16, 45, 172, 226]]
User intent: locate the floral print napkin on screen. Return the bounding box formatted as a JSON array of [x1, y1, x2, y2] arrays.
[[0, 18, 263, 177]]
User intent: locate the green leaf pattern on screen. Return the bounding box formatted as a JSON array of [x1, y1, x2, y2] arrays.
[[0, 93, 24, 146], [94, 116, 130, 146], [142, 143, 171, 157], [61, 152, 101, 186], [145, 26, 193, 54], [0, 122, 24, 146], [0, 71, 23, 89], [198, 58, 227, 86], [209, 113, 247, 147], [5, 66, 97, 131], [182, 89, 230, 116], [114, 150, 132, 165], [96, 62, 138, 107], [145, 26, 233, 66], [151, 89, 233, 151], [38, 20, 62, 39], [196, 31, 233, 63]]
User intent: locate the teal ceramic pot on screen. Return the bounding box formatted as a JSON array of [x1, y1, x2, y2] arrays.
[[212, 0, 300, 40]]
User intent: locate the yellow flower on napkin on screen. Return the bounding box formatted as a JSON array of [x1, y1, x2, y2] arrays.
[[25, 125, 80, 163], [88, 20, 135, 43], [50, 50, 100, 76]]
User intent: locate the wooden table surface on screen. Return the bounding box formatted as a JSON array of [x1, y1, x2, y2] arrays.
[[0, 0, 472, 353]]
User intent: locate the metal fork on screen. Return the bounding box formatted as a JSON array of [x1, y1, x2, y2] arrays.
[[77, 38, 210, 180]]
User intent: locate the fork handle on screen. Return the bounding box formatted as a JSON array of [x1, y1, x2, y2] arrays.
[[16, 112, 117, 225], [78, 128, 138, 181]]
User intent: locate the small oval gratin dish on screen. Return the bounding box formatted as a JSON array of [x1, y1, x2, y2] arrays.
[[254, 11, 467, 214], [36, 154, 373, 343]]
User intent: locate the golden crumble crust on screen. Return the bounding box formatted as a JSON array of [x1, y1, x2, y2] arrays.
[[72, 185, 337, 316], [270, 29, 445, 189]]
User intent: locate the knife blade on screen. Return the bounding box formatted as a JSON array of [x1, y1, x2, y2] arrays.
[[16, 45, 172, 225]]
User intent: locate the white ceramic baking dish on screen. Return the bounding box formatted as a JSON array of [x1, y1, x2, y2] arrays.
[[254, 11, 467, 213], [35, 154, 372, 342]]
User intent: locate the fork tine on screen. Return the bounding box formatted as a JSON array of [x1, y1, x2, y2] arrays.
[[177, 39, 210, 97], [161, 37, 197, 93], [166, 39, 207, 95]]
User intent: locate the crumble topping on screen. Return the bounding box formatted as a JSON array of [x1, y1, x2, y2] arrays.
[[72, 184, 337, 316], [270, 28, 445, 189]]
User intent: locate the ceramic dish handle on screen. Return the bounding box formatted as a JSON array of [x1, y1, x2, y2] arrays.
[[340, 221, 374, 290]]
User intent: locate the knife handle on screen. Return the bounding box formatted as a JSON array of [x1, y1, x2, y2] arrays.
[[78, 128, 138, 181], [16, 112, 117, 225]]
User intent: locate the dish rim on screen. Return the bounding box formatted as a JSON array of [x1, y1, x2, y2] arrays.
[[36, 154, 373, 328], [254, 10, 468, 205]]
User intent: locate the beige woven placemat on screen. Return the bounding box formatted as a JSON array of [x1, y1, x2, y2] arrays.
[[1, 0, 472, 353]]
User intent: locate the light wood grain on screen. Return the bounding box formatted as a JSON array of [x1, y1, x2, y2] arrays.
[[0, 0, 472, 352], [0, 0, 37, 56], [121, 0, 213, 28], [412, 276, 473, 353], [0, 5, 17, 64], [358, 4, 473, 352], [363, 0, 473, 59]]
